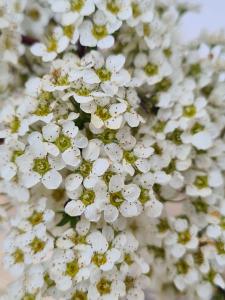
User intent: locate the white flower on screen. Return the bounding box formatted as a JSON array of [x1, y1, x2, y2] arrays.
[[65, 180, 108, 221], [95, 0, 132, 22], [79, 10, 121, 49], [105, 175, 143, 220], [165, 218, 199, 258], [134, 51, 172, 85], [41, 121, 82, 167], [49, 249, 90, 291], [186, 170, 223, 197], [88, 268, 126, 300], [83, 230, 121, 271], [23, 1, 51, 36], [49, 0, 95, 25], [11, 197, 55, 233], [127, 0, 154, 27], [16, 148, 63, 189], [0, 139, 25, 181], [82, 51, 131, 95], [0, 102, 30, 139], [2, 264, 44, 300], [31, 28, 69, 62]]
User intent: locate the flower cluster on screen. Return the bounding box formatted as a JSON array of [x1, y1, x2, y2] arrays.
[[0, 1, 225, 300]]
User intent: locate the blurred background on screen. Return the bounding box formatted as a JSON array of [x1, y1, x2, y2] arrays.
[[1, 0, 225, 296], [181, 0, 225, 41]]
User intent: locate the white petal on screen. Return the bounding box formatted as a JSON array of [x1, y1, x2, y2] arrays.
[[92, 158, 109, 176], [104, 205, 119, 223], [65, 200, 85, 216], [65, 173, 83, 191], [42, 123, 60, 142], [21, 172, 41, 188], [42, 170, 62, 189], [105, 116, 123, 129], [146, 199, 163, 218], [106, 54, 125, 72], [62, 149, 81, 167], [30, 43, 46, 57], [191, 131, 212, 150], [122, 184, 140, 202], [97, 35, 114, 49], [109, 175, 124, 193], [86, 231, 108, 252], [1, 163, 17, 180]]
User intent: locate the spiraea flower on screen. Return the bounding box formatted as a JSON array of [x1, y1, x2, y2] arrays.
[[1, 1, 225, 300]]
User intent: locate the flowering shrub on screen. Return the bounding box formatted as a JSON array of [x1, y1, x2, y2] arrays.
[[0, 1, 225, 299]]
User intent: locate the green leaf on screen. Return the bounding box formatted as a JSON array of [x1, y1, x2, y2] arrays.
[[56, 211, 80, 227], [212, 289, 225, 300]]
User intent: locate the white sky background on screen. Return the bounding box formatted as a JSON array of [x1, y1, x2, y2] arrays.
[[181, 0, 225, 41]]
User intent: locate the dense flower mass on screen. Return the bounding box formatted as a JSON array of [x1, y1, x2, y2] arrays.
[[1, 0, 225, 299]]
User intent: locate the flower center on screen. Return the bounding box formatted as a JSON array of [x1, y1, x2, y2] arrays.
[[96, 68, 111, 81], [125, 276, 135, 291], [47, 37, 58, 52], [27, 8, 40, 21], [95, 106, 111, 121], [188, 63, 201, 77], [75, 86, 91, 96], [13, 248, 24, 263], [33, 157, 51, 176], [178, 230, 191, 244], [69, 233, 86, 245], [132, 3, 141, 18], [183, 104, 196, 118], [10, 116, 20, 133], [123, 151, 137, 164], [71, 0, 84, 11], [124, 253, 133, 265], [92, 25, 108, 40], [139, 188, 150, 204], [44, 273, 55, 288], [107, 1, 120, 14], [110, 191, 124, 207], [97, 278, 112, 295], [163, 159, 176, 174], [52, 188, 65, 202], [22, 294, 36, 300], [194, 175, 208, 189], [28, 211, 43, 226], [71, 291, 87, 300], [143, 23, 151, 36], [11, 150, 24, 162], [103, 171, 115, 184], [152, 143, 163, 155], [65, 259, 79, 278], [55, 134, 71, 152], [167, 129, 183, 145], [176, 260, 189, 274], [34, 103, 51, 116], [79, 160, 92, 177], [92, 253, 107, 267], [99, 129, 117, 144], [153, 121, 166, 133], [193, 250, 204, 265], [144, 63, 159, 76], [191, 122, 204, 135], [192, 198, 208, 213], [29, 237, 45, 254], [81, 189, 95, 206], [52, 68, 69, 86], [63, 25, 75, 39], [157, 218, 169, 233], [155, 77, 172, 92]]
